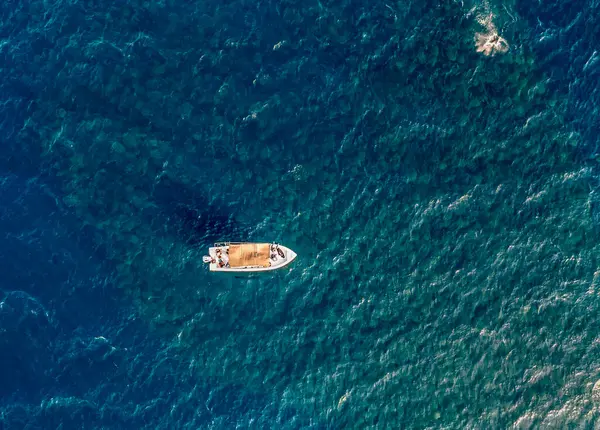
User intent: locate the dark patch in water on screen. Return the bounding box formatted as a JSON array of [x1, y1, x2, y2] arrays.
[[152, 175, 242, 246]]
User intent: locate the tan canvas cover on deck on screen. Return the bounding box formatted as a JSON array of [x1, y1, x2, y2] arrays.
[[229, 243, 270, 268]]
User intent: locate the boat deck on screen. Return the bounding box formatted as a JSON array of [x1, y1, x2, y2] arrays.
[[207, 242, 295, 272]]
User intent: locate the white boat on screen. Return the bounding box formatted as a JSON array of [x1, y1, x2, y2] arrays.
[[202, 242, 297, 273]]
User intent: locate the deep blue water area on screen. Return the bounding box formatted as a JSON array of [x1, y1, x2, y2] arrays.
[[0, 172, 282, 429], [2, 0, 600, 428]]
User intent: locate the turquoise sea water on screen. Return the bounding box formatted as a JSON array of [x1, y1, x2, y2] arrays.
[[1, 0, 600, 428]]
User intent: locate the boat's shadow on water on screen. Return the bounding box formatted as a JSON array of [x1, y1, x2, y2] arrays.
[[151, 175, 250, 248]]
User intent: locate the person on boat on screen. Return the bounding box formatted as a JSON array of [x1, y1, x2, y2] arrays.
[[219, 248, 229, 264], [276, 246, 285, 258]]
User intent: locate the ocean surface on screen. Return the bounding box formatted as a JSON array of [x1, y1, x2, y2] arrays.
[[1, 0, 600, 428]]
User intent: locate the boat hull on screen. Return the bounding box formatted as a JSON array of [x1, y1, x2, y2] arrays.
[[206, 244, 297, 273]]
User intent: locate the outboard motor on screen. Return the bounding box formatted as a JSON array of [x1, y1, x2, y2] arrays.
[[202, 256, 213, 263]]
